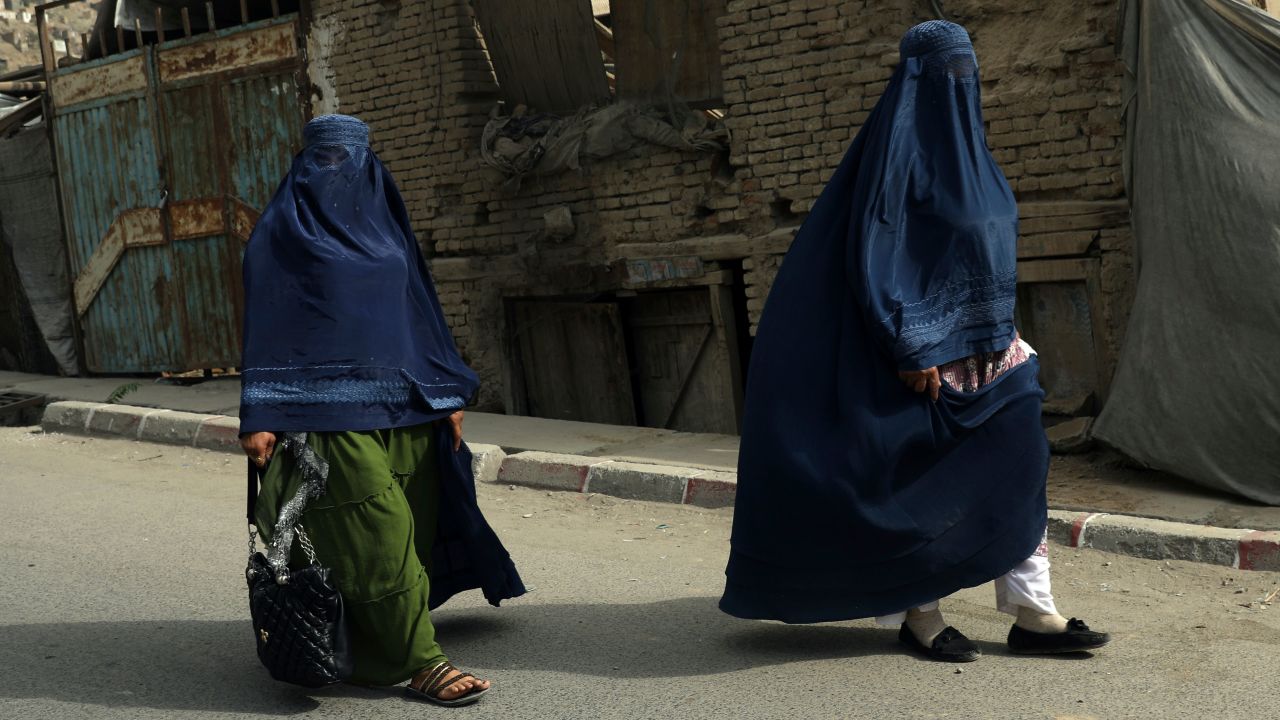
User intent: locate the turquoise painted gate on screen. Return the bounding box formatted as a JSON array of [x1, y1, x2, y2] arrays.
[[45, 16, 305, 373]]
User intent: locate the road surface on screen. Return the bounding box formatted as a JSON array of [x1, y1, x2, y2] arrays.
[[1, 427, 1277, 719]]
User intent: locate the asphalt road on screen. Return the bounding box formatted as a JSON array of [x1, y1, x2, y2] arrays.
[[1, 427, 1278, 719]]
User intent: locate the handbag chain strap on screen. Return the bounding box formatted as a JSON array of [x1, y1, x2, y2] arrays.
[[246, 432, 331, 584]]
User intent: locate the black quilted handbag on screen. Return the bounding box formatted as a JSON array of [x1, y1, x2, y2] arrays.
[[245, 434, 353, 687]]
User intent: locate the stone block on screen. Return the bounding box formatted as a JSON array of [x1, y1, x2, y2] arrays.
[[40, 401, 103, 435], [684, 471, 738, 508], [498, 451, 599, 492], [1238, 531, 1280, 572], [543, 206, 575, 238], [139, 410, 217, 446], [1084, 514, 1245, 568], [194, 416, 243, 453], [88, 404, 162, 439], [469, 443, 507, 484], [585, 462, 691, 504], [1048, 416, 1095, 454]]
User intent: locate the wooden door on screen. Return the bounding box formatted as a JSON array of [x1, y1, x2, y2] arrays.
[[624, 286, 742, 434], [511, 299, 638, 425]]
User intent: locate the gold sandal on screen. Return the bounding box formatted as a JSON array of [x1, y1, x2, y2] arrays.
[[406, 662, 490, 707]]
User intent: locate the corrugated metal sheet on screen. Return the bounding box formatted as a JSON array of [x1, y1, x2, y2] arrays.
[[54, 77, 179, 372], [49, 17, 304, 373]]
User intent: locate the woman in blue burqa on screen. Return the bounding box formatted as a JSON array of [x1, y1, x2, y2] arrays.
[[239, 114, 524, 704], [719, 21, 1109, 662]]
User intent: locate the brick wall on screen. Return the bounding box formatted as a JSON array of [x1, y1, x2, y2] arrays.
[[307, 0, 1134, 415]]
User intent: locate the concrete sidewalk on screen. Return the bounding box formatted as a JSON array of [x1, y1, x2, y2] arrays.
[[7, 370, 1280, 571]]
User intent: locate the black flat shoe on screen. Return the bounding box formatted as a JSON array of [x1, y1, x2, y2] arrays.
[[1008, 617, 1111, 655], [898, 624, 981, 663]]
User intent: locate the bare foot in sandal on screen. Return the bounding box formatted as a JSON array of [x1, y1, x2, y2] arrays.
[[407, 662, 491, 707]]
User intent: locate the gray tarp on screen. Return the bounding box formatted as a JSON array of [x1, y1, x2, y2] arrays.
[[0, 127, 78, 375], [1096, 0, 1280, 504]]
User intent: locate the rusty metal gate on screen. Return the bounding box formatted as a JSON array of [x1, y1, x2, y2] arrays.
[[41, 12, 305, 373]]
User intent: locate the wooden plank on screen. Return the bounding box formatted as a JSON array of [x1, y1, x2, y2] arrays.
[[625, 289, 737, 433], [610, 0, 727, 107], [72, 207, 165, 316], [1017, 200, 1129, 219], [50, 54, 150, 109], [610, 232, 794, 263], [513, 301, 637, 425], [709, 283, 745, 432], [36, 8, 54, 74], [158, 21, 297, 84], [1016, 258, 1093, 284], [1017, 230, 1097, 259], [73, 223, 125, 316], [595, 18, 615, 59], [0, 97, 43, 138], [623, 268, 732, 291], [472, 0, 610, 113], [1020, 209, 1130, 235]]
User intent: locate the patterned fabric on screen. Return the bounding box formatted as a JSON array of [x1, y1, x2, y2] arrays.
[[899, 19, 972, 57], [939, 336, 1034, 393], [893, 273, 1018, 362], [303, 113, 370, 147], [242, 375, 466, 411]]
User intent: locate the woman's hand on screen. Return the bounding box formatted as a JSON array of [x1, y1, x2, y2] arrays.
[[240, 432, 277, 468], [445, 411, 464, 452], [898, 367, 942, 401]]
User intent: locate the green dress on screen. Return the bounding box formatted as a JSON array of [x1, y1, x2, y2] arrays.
[[254, 424, 447, 685]]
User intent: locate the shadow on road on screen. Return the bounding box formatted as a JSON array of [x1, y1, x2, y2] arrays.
[[432, 595, 900, 677], [0, 619, 386, 714], [0, 597, 914, 711]]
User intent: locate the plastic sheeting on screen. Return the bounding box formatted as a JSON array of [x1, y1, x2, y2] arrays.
[[1095, 0, 1280, 504], [0, 127, 78, 375]]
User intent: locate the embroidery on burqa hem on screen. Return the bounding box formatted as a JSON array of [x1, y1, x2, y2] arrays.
[[242, 377, 466, 410], [895, 295, 1015, 360], [890, 272, 1017, 358]]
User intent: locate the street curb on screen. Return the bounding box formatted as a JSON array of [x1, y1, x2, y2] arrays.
[[1048, 511, 1280, 572], [40, 401, 506, 489], [40, 401, 1280, 572]]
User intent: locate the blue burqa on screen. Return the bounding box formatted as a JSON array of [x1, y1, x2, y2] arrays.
[[240, 114, 523, 608], [720, 22, 1049, 623]]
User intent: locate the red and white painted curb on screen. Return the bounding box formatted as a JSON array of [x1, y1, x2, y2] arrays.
[[496, 451, 737, 508], [40, 401, 1280, 571], [1048, 510, 1280, 572]]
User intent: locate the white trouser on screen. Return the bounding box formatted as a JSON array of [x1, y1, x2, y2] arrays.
[[874, 533, 1056, 626]]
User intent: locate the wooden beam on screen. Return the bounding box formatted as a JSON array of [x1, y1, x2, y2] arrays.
[[1017, 200, 1129, 218], [594, 18, 615, 59], [1017, 230, 1098, 259], [1016, 257, 1093, 284]]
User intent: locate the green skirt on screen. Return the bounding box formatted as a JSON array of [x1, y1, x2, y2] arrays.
[[254, 424, 447, 685]]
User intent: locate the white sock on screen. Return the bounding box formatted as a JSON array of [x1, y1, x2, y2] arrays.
[[906, 606, 948, 645], [1014, 605, 1069, 633]]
